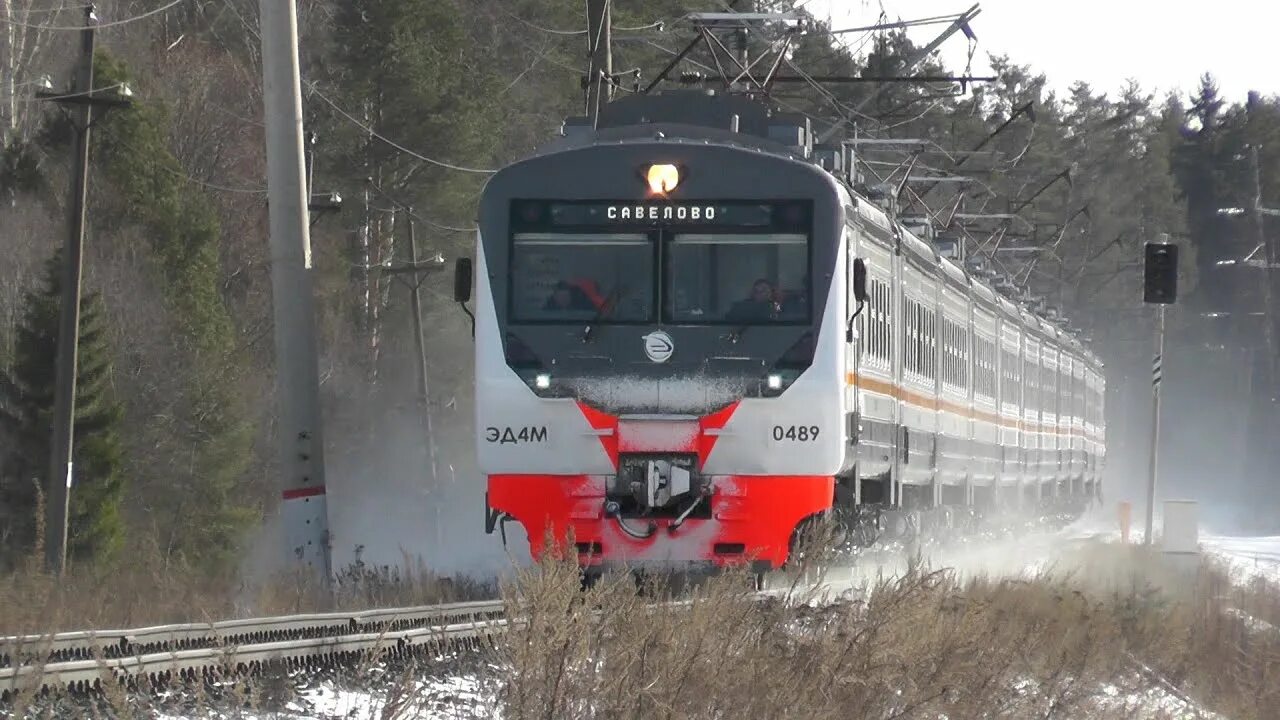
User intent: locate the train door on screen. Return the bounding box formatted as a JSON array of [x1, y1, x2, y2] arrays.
[[846, 216, 895, 514], [889, 233, 904, 509], [841, 218, 858, 501]]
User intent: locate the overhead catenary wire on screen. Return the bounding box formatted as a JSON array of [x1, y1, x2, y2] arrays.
[[0, 0, 188, 30], [493, 4, 667, 36], [653, 6, 1094, 307], [826, 12, 968, 36], [776, 13, 1057, 240]]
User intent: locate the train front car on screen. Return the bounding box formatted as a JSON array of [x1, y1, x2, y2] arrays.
[[473, 94, 847, 576]]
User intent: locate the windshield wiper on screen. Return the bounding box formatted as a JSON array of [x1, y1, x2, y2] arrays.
[[725, 303, 782, 343], [582, 286, 623, 343]]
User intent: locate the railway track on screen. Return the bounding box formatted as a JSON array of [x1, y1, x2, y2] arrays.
[[0, 600, 507, 700], [0, 517, 1101, 702]]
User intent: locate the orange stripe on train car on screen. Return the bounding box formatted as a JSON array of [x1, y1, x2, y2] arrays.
[[845, 371, 1103, 441]]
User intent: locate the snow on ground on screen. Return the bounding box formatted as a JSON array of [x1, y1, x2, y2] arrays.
[[154, 672, 500, 720], [151, 670, 1219, 720], [1201, 533, 1280, 584], [278, 674, 498, 720], [1087, 677, 1226, 720]]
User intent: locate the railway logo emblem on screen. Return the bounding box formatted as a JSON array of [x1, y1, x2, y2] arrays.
[[643, 331, 674, 363]]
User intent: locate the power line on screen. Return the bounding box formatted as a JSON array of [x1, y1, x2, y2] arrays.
[[96, 125, 268, 194], [0, 81, 123, 103], [372, 205, 475, 233], [0, 0, 188, 30], [8, 3, 92, 15], [156, 164, 267, 194], [307, 84, 497, 175]]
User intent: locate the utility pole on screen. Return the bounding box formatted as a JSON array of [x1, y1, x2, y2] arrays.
[[373, 207, 446, 552], [379, 214, 444, 457], [42, 5, 95, 575], [40, 5, 130, 574], [404, 209, 438, 483], [1249, 145, 1277, 383], [585, 0, 612, 126], [403, 211, 441, 551], [258, 0, 331, 580]]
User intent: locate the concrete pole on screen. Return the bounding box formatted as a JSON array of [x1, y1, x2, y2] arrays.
[[44, 5, 96, 575], [258, 0, 331, 580]]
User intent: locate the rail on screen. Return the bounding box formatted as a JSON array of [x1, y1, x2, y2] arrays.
[[0, 599, 507, 698], [1, 519, 1096, 699], [0, 586, 802, 699]]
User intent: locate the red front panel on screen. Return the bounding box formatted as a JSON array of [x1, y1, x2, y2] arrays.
[[487, 473, 833, 569], [487, 400, 834, 569]]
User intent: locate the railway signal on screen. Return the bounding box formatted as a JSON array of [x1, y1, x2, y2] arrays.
[[1143, 242, 1179, 304], [1142, 234, 1177, 545]]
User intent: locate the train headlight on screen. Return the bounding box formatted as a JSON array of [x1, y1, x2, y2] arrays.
[[534, 373, 552, 389], [760, 333, 814, 397], [762, 369, 801, 397], [646, 164, 680, 195]]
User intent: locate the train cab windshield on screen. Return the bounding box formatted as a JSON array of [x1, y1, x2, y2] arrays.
[[510, 232, 655, 323], [506, 200, 813, 326], [665, 233, 809, 324]]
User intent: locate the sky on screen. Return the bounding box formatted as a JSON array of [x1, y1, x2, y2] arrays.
[[800, 0, 1279, 105]]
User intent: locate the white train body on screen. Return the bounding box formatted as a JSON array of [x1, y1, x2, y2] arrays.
[[469, 91, 1106, 572]]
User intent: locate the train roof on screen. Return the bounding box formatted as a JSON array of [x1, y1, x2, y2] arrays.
[[546, 90, 1096, 358]]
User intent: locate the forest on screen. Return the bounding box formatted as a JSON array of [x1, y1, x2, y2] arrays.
[[0, 0, 1276, 582]]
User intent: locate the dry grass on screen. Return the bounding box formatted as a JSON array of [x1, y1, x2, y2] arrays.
[[3, 527, 1279, 720], [494, 532, 1279, 720], [0, 542, 496, 638]]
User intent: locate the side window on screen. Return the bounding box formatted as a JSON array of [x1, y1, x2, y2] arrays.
[[865, 277, 892, 363], [1023, 355, 1033, 412], [881, 281, 889, 361], [902, 297, 910, 372], [927, 307, 934, 379], [931, 312, 938, 380]]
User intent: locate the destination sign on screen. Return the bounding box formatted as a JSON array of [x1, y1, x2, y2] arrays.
[[606, 204, 718, 221], [540, 201, 782, 227]]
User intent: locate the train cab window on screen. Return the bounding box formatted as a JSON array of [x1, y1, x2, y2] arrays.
[[665, 233, 809, 324], [510, 232, 654, 323]]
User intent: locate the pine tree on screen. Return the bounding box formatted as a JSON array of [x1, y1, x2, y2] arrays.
[[0, 251, 125, 568], [89, 51, 259, 568]]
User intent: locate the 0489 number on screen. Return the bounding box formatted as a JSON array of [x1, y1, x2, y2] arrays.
[[773, 425, 820, 442]]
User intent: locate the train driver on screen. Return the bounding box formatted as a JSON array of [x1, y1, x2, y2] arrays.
[[543, 280, 597, 313], [726, 278, 782, 322]]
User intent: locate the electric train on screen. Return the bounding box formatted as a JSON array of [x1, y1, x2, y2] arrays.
[[456, 90, 1106, 576]]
